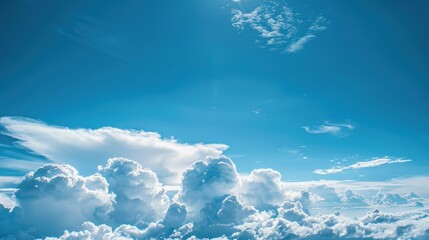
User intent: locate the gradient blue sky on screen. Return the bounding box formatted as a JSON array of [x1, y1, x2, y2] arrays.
[[1, 0, 429, 182]]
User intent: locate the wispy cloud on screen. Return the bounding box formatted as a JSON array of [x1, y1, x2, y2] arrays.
[[287, 34, 315, 53], [278, 146, 308, 160], [303, 121, 354, 135], [230, 1, 327, 53], [251, 106, 263, 115], [313, 157, 412, 175]]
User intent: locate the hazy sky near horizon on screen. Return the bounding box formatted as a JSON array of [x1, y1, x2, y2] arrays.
[[1, 0, 429, 183]]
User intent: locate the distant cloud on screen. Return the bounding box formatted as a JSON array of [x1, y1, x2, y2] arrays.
[[313, 157, 412, 175], [278, 147, 308, 160], [230, 1, 327, 53], [251, 106, 263, 115], [303, 121, 354, 135], [0, 117, 227, 185], [287, 34, 315, 53]]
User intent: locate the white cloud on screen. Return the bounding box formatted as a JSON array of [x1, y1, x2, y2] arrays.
[[303, 121, 354, 135], [0, 117, 227, 185], [342, 190, 369, 207], [238, 168, 286, 210], [175, 155, 240, 217], [0, 119, 428, 239], [313, 157, 411, 175], [99, 158, 170, 226], [230, 1, 327, 53], [287, 34, 315, 53], [307, 184, 342, 204], [372, 192, 414, 206], [0, 157, 428, 239], [1, 164, 115, 237]]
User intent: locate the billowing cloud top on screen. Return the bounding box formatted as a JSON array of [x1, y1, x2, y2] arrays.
[[0, 156, 428, 239], [0, 117, 228, 185]]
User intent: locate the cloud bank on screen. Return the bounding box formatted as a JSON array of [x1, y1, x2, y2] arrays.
[[314, 157, 411, 175], [0, 118, 427, 239], [0, 117, 227, 185], [0, 156, 428, 239]]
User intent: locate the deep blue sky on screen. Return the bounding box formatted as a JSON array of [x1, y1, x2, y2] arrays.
[[1, 0, 429, 181]]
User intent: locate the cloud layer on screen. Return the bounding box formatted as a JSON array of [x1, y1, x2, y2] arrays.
[[0, 117, 227, 185], [1, 156, 428, 239]]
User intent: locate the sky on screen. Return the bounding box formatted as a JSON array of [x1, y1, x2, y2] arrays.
[[1, 0, 429, 239], [1, 0, 428, 182]]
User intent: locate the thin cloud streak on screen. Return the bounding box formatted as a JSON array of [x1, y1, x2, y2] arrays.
[[303, 121, 354, 135], [313, 157, 412, 175]]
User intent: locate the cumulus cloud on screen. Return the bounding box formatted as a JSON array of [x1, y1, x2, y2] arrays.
[[98, 158, 170, 227], [238, 168, 286, 210], [230, 0, 327, 53], [0, 116, 227, 185], [303, 121, 354, 135], [175, 156, 239, 217], [0, 164, 115, 237], [48, 208, 429, 240], [342, 190, 368, 207], [313, 157, 412, 175], [1, 156, 428, 239], [307, 184, 342, 205], [371, 192, 425, 207]]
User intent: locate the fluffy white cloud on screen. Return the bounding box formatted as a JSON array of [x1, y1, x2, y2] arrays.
[[342, 190, 368, 207], [230, 0, 327, 53], [99, 158, 170, 227], [50, 207, 429, 240], [307, 184, 342, 204], [0, 164, 115, 237], [0, 117, 227, 185], [238, 168, 286, 210], [314, 157, 411, 175], [175, 156, 239, 217], [371, 192, 425, 207], [1, 152, 428, 239]]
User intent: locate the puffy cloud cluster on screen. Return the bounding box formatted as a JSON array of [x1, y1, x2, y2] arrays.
[[98, 158, 170, 226], [49, 202, 429, 240], [0, 164, 114, 237], [342, 190, 368, 207], [238, 169, 286, 210], [1, 156, 429, 240], [372, 192, 425, 207], [230, 0, 327, 53], [176, 156, 239, 214], [0, 158, 176, 239]]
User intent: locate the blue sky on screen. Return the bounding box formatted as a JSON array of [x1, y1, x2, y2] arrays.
[[2, 1, 429, 239], [1, 0, 429, 183]]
